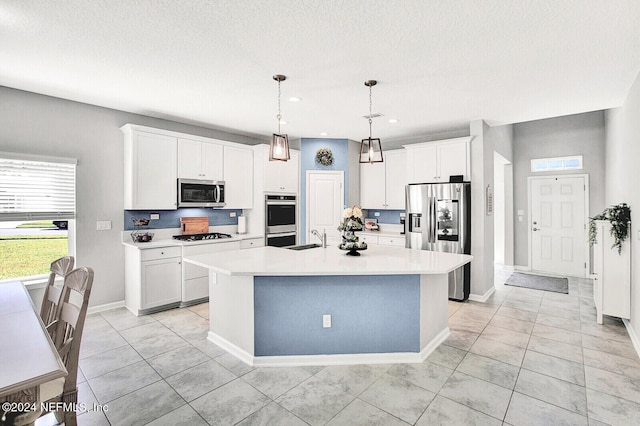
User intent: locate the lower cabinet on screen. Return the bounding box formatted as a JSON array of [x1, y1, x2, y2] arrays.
[[125, 245, 182, 316], [360, 234, 406, 247], [592, 220, 630, 324], [181, 241, 241, 306]]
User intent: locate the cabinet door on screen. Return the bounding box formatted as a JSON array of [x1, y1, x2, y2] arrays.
[[201, 142, 224, 180], [438, 142, 468, 181], [281, 150, 300, 193], [177, 138, 203, 179], [385, 150, 407, 209], [141, 257, 181, 309], [360, 161, 385, 209], [408, 145, 438, 183], [131, 132, 177, 209], [264, 148, 299, 193], [223, 145, 253, 208]]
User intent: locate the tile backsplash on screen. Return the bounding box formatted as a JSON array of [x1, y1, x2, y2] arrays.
[[124, 208, 242, 230]]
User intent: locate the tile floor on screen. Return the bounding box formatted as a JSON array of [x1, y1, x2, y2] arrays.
[[41, 270, 640, 425]]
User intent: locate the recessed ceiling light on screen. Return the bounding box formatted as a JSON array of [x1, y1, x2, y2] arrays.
[[289, 97, 301, 102], [320, 132, 328, 136], [388, 119, 399, 123]]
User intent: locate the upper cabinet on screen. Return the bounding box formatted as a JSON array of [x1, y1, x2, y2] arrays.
[[122, 125, 178, 210], [177, 138, 224, 180], [122, 124, 257, 210], [360, 149, 407, 210], [256, 145, 299, 193], [223, 145, 253, 209], [404, 137, 471, 183]]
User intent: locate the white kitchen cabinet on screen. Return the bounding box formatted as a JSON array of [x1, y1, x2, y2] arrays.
[[592, 220, 630, 324], [122, 126, 178, 210], [360, 149, 407, 209], [404, 137, 470, 183], [378, 235, 405, 247], [178, 138, 224, 180], [240, 237, 264, 249], [181, 241, 241, 306], [223, 145, 253, 209], [125, 245, 182, 315], [259, 145, 299, 193]]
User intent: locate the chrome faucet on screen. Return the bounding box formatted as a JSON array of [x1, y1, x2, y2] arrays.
[[311, 229, 327, 248]]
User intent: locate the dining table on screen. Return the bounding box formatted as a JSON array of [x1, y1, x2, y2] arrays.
[[0, 280, 67, 423]]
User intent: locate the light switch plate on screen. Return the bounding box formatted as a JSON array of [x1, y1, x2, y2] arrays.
[[96, 220, 111, 231]]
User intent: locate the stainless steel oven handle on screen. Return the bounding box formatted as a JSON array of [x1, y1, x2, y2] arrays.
[[266, 201, 296, 206], [266, 231, 297, 237]]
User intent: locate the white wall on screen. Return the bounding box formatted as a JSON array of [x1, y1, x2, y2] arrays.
[[604, 70, 640, 344], [0, 86, 263, 307]]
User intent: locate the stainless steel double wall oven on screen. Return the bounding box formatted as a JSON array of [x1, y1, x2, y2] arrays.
[[265, 194, 297, 247]]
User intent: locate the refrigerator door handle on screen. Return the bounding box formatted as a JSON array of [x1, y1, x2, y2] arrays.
[[431, 196, 437, 243]]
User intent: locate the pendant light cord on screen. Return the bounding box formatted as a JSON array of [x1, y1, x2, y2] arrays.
[[368, 84, 373, 139], [277, 79, 282, 134]]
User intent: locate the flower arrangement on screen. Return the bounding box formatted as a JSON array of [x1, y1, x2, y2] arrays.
[[338, 206, 367, 255]]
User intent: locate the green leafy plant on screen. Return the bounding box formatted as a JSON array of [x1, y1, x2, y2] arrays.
[[589, 203, 631, 254]]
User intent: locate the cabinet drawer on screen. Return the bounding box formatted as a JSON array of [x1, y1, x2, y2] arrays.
[[240, 238, 265, 249], [360, 235, 378, 245], [141, 246, 181, 261], [378, 236, 405, 247]]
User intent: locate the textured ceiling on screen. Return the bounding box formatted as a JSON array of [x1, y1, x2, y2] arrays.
[[1, 0, 640, 142]]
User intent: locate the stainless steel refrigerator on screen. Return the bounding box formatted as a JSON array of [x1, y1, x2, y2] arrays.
[[405, 182, 471, 300]]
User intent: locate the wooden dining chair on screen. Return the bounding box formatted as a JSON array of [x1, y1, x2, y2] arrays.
[[40, 255, 75, 328], [38, 266, 94, 426]]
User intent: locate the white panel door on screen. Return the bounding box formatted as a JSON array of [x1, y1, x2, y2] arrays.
[[307, 171, 344, 243], [530, 176, 587, 277]]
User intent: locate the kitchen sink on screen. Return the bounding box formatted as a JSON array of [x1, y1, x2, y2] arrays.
[[287, 243, 322, 251]]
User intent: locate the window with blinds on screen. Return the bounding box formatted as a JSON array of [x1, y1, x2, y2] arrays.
[[0, 155, 76, 221]]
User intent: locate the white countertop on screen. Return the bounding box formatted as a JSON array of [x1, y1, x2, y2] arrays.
[[122, 233, 263, 249], [184, 244, 472, 276]]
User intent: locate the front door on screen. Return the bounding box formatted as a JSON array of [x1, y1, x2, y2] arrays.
[[530, 175, 587, 277], [306, 171, 344, 244]]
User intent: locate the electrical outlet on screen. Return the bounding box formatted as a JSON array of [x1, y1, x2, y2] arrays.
[[150, 214, 160, 220], [230, 211, 237, 217], [322, 314, 331, 328], [374, 212, 380, 217], [96, 220, 111, 231]]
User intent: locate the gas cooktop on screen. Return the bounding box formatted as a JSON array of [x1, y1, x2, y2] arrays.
[[172, 232, 232, 241]]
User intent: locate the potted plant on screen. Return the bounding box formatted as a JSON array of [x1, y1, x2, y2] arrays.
[[338, 206, 367, 256], [589, 203, 631, 254]]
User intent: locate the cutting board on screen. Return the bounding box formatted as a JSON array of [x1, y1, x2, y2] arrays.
[[180, 217, 209, 235]]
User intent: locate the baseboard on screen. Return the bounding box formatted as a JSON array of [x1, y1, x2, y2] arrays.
[[622, 319, 640, 359], [208, 328, 451, 367], [87, 300, 125, 315], [514, 265, 531, 272], [469, 286, 496, 303]]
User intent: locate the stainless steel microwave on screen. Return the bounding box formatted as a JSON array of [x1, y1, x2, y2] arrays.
[[177, 179, 225, 208]]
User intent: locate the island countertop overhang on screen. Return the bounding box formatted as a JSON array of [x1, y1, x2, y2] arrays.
[[183, 245, 473, 276]]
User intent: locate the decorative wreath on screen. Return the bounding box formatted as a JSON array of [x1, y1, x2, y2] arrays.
[[315, 148, 334, 166]]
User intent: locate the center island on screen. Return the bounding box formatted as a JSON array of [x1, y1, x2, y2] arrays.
[[183, 244, 473, 367]]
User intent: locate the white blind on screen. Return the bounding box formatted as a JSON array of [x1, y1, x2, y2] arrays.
[[0, 156, 76, 221]]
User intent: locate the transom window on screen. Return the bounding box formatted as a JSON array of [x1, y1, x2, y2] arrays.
[[530, 155, 583, 172]]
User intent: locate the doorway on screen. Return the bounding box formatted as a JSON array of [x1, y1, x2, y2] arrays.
[[306, 171, 344, 244], [528, 175, 589, 277]]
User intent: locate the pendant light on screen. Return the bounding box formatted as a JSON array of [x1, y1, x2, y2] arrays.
[[269, 74, 290, 161], [359, 80, 383, 163]]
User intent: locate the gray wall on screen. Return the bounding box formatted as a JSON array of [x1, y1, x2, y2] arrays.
[[0, 86, 264, 307], [512, 111, 606, 267]]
